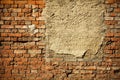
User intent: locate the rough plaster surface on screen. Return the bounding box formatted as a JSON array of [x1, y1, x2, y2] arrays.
[[43, 0, 105, 57]]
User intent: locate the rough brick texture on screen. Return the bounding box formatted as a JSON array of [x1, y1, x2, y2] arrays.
[[0, 0, 120, 80]]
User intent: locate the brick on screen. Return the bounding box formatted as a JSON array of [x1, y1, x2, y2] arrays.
[[116, 0, 120, 3], [115, 17, 120, 20], [18, 12, 24, 17], [1, 0, 13, 4], [84, 66, 96, 70], [0, 21, 4, 24], [15, 17, 25, 20], [31, 70, 37, 73], [36, 17, 45, 20], [104, 50, 113, 54], [105, 20, 118, 25], [114, 8, 120, 12], [1, 33, 8, 37], [115, 32, 120, 37], [2, 8, 7, 13], [1, 42, 13, 46], [17, 20, 25, 25], [1, 17, 14, 20], [11, 5, 18, 8], [28, 0, 36, 4], [32, 12, 39, 17], [15, 53, 23, 58], [15, 17, 35, 20], [0, 4, 4, 8], [0, 69, 5, 74], [107, 8, 114, 12], [111, 37, 119, 41], [9, 53, 15, 57], [32, 21, 39, 25], [4, 21, 11, 25], [15, 25, 28, 28], [12, 69, 19, 74], [2, 53, 9, 58], [8, 33, 21, 37], [111, 3, 118, 7], [35, 33, 45, 37], [25, 21, 31, 25], [110, 13, 116, 17], [39, 4, 45, 8], [25, 4, 32, 8], [28, 50, 41, 54], [105, 32, 114, 37], [4, 4, 11, 8], [3, 12, 11, 17], [32, 5, 38, 8], [4, 45, 10, 49], [11, 21, 17, 25], [22, 8, 32, 13], [25, 12, 32, 17], [4, 37, 11, 41], [11, 13, 17, 17], [16, 59, 27, 65], [15, 0, 27, 4], [39, 20, 45, 25], [36, 42, 45, 46], [36, 1, 45, 5], [106, 0, 116, 4], [18, 29, 27, 33], [0, 50, 13, 54], [14, 50, 27, 54], [11, 29, 18, 32], [23, 54, 30, 58], [18, 4, 25, 8], [12, 8, 21, 12]]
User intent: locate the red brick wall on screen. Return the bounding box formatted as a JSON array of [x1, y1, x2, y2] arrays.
[[0, 0, 120, 80]]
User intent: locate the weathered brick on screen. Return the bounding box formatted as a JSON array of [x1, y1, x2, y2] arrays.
[[28, 50, 41, 54], [1, 17, 14, 20], [25, 4, 32, 8], [25, 21, 31, 25], [116, 0, 120, 3], [15, 17, 35, 20], [11, 13, 17, 17], [15, 0, 27, 4], [8, 33, 21, 37], [18, 12, 24, 17], [0, 50, 13, 54], [4, 21, 11, 25], [105, 20, 118, 25], [110, 13, 116, 17], [17, 20, 25, 25], [31, 70, 38, 73], [28, 0, 36, 4], [12, 69, 19, 74], [1, 33, 8, 37], [14, 50, 27, 54], [3, 12, 11, 17], [32, 21, 39, 25], [106, 0, 116, 4], [114, 8, 120, 12], [15, 25, 28, 28], [115, 17, 120, 20], [36, 17, 45, 20], [0, 21, 4, 24], [1, 0, 13, 4], [36, 1, 45, 5], [18, 4, 25, 8]]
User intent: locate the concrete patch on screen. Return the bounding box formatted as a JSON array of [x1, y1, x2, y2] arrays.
[[43, 0, 105, 57]]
